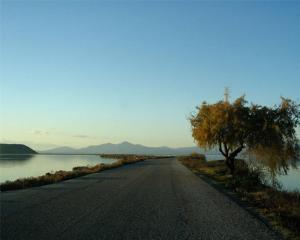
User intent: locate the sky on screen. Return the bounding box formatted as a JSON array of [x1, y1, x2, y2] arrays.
[[0, 1, 300, 150]]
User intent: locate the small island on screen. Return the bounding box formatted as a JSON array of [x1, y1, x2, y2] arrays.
[[0, 144, 37, 155]]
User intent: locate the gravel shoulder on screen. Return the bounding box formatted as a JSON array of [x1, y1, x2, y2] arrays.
[[0, 158, 280, 240]]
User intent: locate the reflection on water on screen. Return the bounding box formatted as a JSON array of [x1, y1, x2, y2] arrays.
[[0, 154, 34, 167], [0, 154, 34, 161], [0, 154, 116, 183]]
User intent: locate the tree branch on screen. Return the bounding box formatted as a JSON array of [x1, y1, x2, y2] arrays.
[[229, 144, 244, 159], [223, 142, 229, 155], [219, 141, 227, 157]]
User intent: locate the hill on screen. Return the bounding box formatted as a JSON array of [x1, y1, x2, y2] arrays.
[[41, 141, 218, 155], [0, 144, 37, 154]]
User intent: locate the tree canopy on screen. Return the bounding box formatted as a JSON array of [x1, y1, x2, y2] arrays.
[[190, 96, 300, 174]]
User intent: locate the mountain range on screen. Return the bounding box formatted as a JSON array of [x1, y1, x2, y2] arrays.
[[41, 141, 218, 155]]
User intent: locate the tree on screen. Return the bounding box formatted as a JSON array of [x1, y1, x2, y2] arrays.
[[190, 96, 300, 174]]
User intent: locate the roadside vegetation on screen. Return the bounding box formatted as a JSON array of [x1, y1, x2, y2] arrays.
[[190, 95, 300, 175], [179, 154, 300, 239], [187, 92, 300, 239], [0, 154, 172, 192]]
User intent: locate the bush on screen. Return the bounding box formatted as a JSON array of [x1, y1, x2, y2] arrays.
[[228, 160, 266, 192]]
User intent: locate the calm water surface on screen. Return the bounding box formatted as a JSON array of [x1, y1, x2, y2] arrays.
[[0, 154, 116, 183], [206, 154, 300, 192], [0, 154, 299, 191], [277, 162, 300, 192]]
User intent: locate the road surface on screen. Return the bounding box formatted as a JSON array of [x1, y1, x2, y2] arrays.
[[0, 158, 280, 240]]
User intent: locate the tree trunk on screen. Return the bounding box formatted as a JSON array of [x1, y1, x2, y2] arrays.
[[218, 141, 243, 175], [225, 156, 235, 175]]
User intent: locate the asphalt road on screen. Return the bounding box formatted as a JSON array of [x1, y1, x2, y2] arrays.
[[0, 158, 280, 240]]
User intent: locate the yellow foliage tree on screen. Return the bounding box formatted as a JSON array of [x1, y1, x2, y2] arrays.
[[190, 96, 300, 174]]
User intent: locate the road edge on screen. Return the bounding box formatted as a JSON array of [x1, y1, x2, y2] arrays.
[[178, 159, 284, 240]]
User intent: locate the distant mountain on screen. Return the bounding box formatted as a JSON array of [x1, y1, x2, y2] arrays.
[[43, 146, 78, 154], [0, 144, 37, 154], [41, 141, 218, 155]]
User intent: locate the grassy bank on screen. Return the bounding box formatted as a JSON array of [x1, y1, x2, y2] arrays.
[[0, 154, 172, 192], [178, 155, 300, 240], [99, 154, 173, 161]]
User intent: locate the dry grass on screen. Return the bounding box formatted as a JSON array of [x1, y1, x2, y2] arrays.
[[177, 153, 206, 169], [0, 154, 172, 192], [179, 157, 300, 239]]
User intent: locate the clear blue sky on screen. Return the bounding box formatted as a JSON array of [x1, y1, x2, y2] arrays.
[[1, 1, 299, 150]]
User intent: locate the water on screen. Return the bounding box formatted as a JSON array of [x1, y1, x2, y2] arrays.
[[277, 162, 300, 192], [0, 154, 299, 192], [0, 154, 116, 183], [205, 154, 300, 192], [205, 154, 226, 161]]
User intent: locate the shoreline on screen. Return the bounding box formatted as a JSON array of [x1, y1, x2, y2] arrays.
[[0, 154, 173, 192]]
